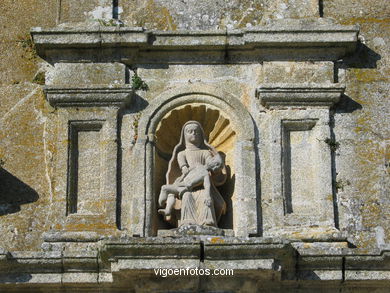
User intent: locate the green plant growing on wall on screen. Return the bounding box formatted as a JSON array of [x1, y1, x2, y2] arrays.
[[95, 18, 124, 27], [335, 179, 351, 192], [32, 72, 45, 85], [131, 71, 149, 91], [132, 113, 142, 143], [324, 137, 340, 151], [16, 34, 37, 60]]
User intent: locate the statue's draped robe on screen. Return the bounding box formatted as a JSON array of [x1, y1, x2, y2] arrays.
[[165, 121, 226, 227], [177, 149, 226, 226]]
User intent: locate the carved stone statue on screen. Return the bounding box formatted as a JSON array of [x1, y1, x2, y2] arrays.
[[158, 121, 227, 228]]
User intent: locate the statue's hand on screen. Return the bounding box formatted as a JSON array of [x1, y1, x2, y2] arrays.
[[181, 166, 189, 176], [204, 197, 212, 207]]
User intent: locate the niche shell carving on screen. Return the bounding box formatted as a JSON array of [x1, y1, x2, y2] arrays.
[[157, 121, 227, 228]]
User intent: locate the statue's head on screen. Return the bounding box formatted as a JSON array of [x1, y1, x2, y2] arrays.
[[183, 121, 203, 148], [206, 154, 223, 172]]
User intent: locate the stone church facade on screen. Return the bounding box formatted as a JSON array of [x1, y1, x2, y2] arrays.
[[0, 0, 389, 292]]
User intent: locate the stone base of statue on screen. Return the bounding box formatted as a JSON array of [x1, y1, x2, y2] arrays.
[[158, 224, 226, 236]]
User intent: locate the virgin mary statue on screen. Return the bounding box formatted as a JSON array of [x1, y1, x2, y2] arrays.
[[161, 121, 227, 227]]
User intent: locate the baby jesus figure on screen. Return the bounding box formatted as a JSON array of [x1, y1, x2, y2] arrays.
[[158, 154, 223, 219]]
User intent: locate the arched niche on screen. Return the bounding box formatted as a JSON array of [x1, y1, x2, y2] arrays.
[[134, 85, 258, 237], [154, 103, 236, 230]]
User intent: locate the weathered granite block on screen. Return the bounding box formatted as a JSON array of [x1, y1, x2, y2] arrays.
[[46, 63, 127, 86]]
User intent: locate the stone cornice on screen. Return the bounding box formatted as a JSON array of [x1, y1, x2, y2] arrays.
[[256, 83, 345, 108], [31, 21, 359, 63], [44, 85, 134, 107], [0, 241, 389, 286]]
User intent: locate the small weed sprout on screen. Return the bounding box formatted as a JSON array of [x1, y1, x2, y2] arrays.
[[132, 113, 142, 143], [32, 71, 45, 85], [95, 19, 123, 27], [324, 137, 340, 151], [16, 34, 37, 60], [131, 71, 149, 91], [335, 179, 351, 192]]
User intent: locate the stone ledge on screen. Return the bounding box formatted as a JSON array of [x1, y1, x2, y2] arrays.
[[100, 238, 202, 262], [31, 25, 358, 49], [31, 21, 359, 63], [256, 83, 345, 108], [43, 231, 102, 242], [31, 26, 147, 48], [345, 270, 390, 281], [0, 241, 389, 285], [44, 85, 134, 107]]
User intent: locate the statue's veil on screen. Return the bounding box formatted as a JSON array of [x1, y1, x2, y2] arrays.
[[166, 120, 217, 184]]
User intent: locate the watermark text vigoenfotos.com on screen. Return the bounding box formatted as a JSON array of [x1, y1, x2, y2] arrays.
[[154, 267, 234, 278]]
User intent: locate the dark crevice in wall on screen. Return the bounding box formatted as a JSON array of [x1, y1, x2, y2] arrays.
[[125, 66, 131, 84], [96, 252, 101, 284], [253, 116, 263, 236], [57, 0, 62, 24], [319, 0, 324, 17], [66, 120, 77, 215], [112, 0, 119, 19], [293, 248, 300, 281], [333, 61, 339, 83], [281, 123, 293, 215], [329, 111, 340, 230], [200, 241, 205, 262], [116, 109, 124, 230], [113, 0, 119, 19]]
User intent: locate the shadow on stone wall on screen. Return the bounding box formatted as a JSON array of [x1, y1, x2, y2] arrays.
[[218, 164, 235, 230], [335, 41, 381, 113], [328, 42, 381, 229], [0, 272, 32, 283], [0, 168, 39, 216], [340, 41, 381, 69], [334, 41, 381, 112], [334, 42, 380, 114], [335, 94, 363, 113]]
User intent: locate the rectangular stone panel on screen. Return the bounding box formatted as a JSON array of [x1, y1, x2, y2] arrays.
[[262, 61, 334, 84], [46, 63, 126, 86], [67, 120, 104, 215], [282, 120, 320, 218], [261, 109, 336, 236]]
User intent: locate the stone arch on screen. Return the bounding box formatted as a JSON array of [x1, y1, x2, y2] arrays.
[[135, 84, 258, 237], [138, 84, 255, 142]]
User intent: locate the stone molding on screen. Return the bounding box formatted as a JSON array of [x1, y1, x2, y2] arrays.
[[256, 83, 345, 107], [43, 231, 102, 242], [0, 240, 389, 287], [31, 22, 359, 63], [44, 86, 133, 107]]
